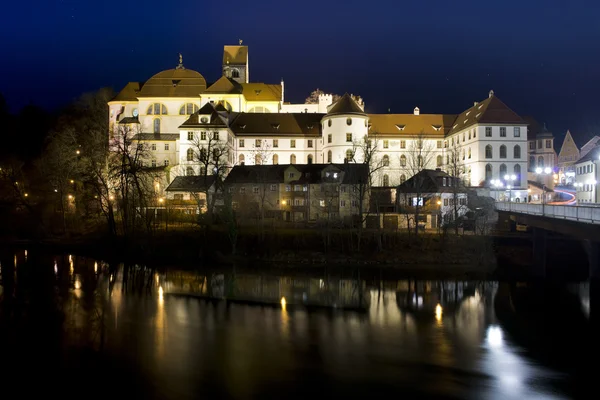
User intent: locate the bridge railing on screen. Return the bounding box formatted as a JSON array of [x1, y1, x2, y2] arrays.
[[495, 202, 600, 224]]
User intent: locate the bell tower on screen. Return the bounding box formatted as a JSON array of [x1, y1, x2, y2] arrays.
[[222, 40, 249, 83]]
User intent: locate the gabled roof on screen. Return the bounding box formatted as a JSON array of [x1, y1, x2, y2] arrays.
[[576, 142, 600, 164], [224, 165, 289, 184], [241, 83, 282, 102], [179, 103, 228, 128], [579, 135, 600, 159], [224, 163, 368, 185], [327, 93, 366, 116], [112, 82, 142, 102], [229, 113, 324, 136], [448, 93, 526, 134], [133, 133, 179, 141], [558, 130, 580, 165], [166, 175, 217, 192], [368, 114, 456, 137], [204, 76, 243, 94], [118, 116, 139, 124], [223, 45, 248, 65], [396, 169, 467, 193]]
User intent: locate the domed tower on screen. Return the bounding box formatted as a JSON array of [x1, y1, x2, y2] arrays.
[[321, 93, 368, 164]]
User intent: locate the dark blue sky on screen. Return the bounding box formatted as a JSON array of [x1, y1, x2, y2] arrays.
[[2, 0, 600, 147]]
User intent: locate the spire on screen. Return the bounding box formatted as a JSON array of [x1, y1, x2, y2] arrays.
[[176, 53, 185, 70]]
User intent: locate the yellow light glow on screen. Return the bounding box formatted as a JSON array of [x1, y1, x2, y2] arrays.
[[280, 296, 287, 309], [158, 286, 164, 301], [74, 279, 82, 289], [437, 200, 441, 205], [435, 303, 443, 322], [24, 193, 28, 197], [70, 180, 74, 184], [54, 261, 58, 275], [158, 198, 164, 203], [68, 194, 73, 199], [281, 200, 286, 205], [76, 150, 80, 155], [94, 262, 98, 273], [109, 195, 114, 200], [24, 250, 27, 258], [527, 189, 532, 193]]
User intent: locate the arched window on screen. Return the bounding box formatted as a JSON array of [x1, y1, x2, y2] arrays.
[[147, 103, 167, 115], [383, 155, 390, 166], [468, 147, 471, 159], [290, 154, 296, 164], [462, 149, 465, 160], [346, 118, 352, 126], [499, 145, 507, 158], [186, 148, 194, 161], [538, 156, 544, 167], [307, 154, 313, 164], [383, 174, 389, 186], [446, 155, 450, 165], [199, 148, 207, 161], [255, 154, 262, 165], [485, 164, 493, 181], [485, 145, 492, 159], [437, 155, 443, 167], [153, 118, 161, 134], [400, 174, 406, 184], [186, 167, 194, 176], [231, 69, 240, 78], [328, 120, 332, 127], [272, 154, 279, 165], [248, 106, 269, 113], [514, 164, 521, 183], [499, 163, 507, 177], [514, 145, 521, 159], [530, 156, 535, 170], [327, 150, 332, 163], [346, 149, 353, 163], [400, 155, 407, 167], [239, 154, 245, 165], [179, 103, 199, 115]]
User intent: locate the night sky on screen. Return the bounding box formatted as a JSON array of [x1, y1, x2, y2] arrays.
[[2, 0, 600, 147]]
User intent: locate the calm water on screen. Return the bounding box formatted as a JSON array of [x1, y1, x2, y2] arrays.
[[0, 249, 595, 399]]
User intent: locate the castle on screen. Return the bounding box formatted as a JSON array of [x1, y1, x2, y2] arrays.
[[108, 44, 529, 196]]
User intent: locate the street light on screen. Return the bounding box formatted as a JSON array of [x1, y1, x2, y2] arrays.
[[490, 179, 504, 202], [504, 174, 516, 202]]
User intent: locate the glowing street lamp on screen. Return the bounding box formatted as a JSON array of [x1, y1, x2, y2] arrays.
[[504, 174, 516, 202]]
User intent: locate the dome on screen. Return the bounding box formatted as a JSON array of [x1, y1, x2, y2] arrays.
[[138, 68, 207, 98]]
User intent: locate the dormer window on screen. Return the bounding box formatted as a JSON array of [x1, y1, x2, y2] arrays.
[[432, 125, 442, 131], [307, 124, 314, 130], [476, 113, 481, 119], [478, 104, 483, 110], [254, 89, 262, 95], [271, 123, 280, 130], [453, 124, 458, 129], [395, 124, 406, 131], [238, 124, 246, 129], [333, 173, 338, 179], [172, 80, 181, 87], [464, 119, 468, 124], [466, 111, 471, 116], [200, 116, 208, 123]]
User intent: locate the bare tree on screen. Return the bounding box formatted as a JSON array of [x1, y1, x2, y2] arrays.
[[446, 138, 468, 234], [305, 89, 363, 106]]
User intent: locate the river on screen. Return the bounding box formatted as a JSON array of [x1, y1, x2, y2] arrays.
[[0, 249, 595, 399]]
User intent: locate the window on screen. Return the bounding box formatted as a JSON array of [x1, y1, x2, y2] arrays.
[[400, 155, 406, 166], [273, 154, 279, 164], [327, 134, 332, 143], [444, 198, 449, 206], [514, 145, 521, 159], [499, 163, 507, 177], [147, 103, 167, 115], [485, 127, 492, 137], [500, 127, 506, 137], [199, 132, 205, 140], [151, 159, 157, 167], [285, 185, 291, 192], [303, 185, 308, 192], [187, 148, 194, 161], [252, 186, 259, 194], [437, 140, 442, 148], [307, 154, 313, 164], [328, 120, 332, 127], [514, 164, 521, 182], [400, 140, 406, 149], [400, 174, 406, 184], [417, 155, 423, 167], [530, 156, 535, 170], [173, 194, 184, 201], [529, 141, 535, 150], [239, 139, 245, 148], [272, 139, 278, 148], [437, 155, 443, 167], [294, 184, 302, 192], [383, 155, 390, 166], [346, 118, 352, 126], [327, 150, 332, 163], [463, 132, 466, 142], [345, 149, 353, 163], [231, 69, 240, 78], [383, 140, 389, 149], [319, 200, 326, 207], [514, 127, 521, 137], [151, 143, 156, 151], [485, 145, 492, 159], [186, 166, 194, 176], [153, 119, 161, 134], [346, 133, 352, 142], [255, 154, 262, 165], [213, 132, 219, 140], [340, 200, 346, 207], [270, 184, 277, 192], [239, 154, 245, 165], [538, 140, 542, 149], [351, 200, 358, 208], [485, 164, 492, 181], [500, 145, 507, 158], [468, 148, 471, 159], [308, 139, 313, 148], [443, 177, 447, 186], [180, 103, 199, 115], [187, 132, 194, 140], [290, 139, 296, 148], [538, 156, 544, 167], [546, 139, 552, 148], [290, 154, 296, 164], [468, 131, 471, 140], [255, 139, 261, 147], [240, 187, 246, 194], [473, 129, 476, 138], [383, 174, 389, 186], [164, 159, 169, 166], [165, 143, 169, 151], [462, 149, 465, 160]]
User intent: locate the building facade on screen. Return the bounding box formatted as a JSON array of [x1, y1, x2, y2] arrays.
[[557, 130, 579, 185]]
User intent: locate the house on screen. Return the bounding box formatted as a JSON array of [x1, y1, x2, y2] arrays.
[[165, 175, 218, 213], [574, 146, 600, 204], [557, 130, 579, 185], [396, 169, 468, 229]]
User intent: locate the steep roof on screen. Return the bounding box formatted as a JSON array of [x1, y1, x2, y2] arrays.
[[166, 175, 217, 192], [327, 93, 366, 116], [229, 113, 324, 136], [579, 135, 600, 159], [368, 114, 456, 137], [575, 146, 600, 164], [118, 116, 139, 124], [224, 163, 369, 185], [223, 45, 248, 65], [112, 82, 142, 102], [138, 68, 207, 98], [179, 103, 229, 128], [396, 169, 467, 194], [558, 130, 580, 165], [134, 133, 179, 141], [448, 93, 526, 134], [224, 165, 289, 184], [241, 83, 282, 102], [524, 117, 553, 140], [204, 76, 243, 94]]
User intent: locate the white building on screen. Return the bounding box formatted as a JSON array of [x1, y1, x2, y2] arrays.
[[574, 146, 600, 204], [108, 44, 530, 196]]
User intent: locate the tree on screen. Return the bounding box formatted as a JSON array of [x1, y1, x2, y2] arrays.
[[401, 132, 435, 236], [446, 137, 468, 234], [305, 89, 363, 106]]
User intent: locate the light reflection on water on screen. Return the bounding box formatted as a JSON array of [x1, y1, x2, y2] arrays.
[[0, 249, 591, 399]]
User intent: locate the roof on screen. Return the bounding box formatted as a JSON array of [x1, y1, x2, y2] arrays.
[[118, 116, 140, 124], [241, 83, 282, 102], [225, 163, 369, 185], [137, 68, 207, 98], [524, 117, 553, 140], [166, 175, 218, 192], [575, 145, 600, 164], [204, 76, 243, 94], [179, 103, 228, 128], [112, 82, 141, 102], [327, 93, 366, 116], [448, 93, 526, 134], [558, 130, 580, 165], [134, 133, 179, 141], [396, 169, 467, 194], [579, 135, 600, 159], [368, 113, 456, 137], [224, 165, 289, 184], [223, 45, 248, 65], [229, 113, 324, 136]]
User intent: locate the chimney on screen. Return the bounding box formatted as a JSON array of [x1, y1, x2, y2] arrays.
[[474, 101, 478, 106], [489, 89, 494, 98], [414, 107, 420, 116]]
